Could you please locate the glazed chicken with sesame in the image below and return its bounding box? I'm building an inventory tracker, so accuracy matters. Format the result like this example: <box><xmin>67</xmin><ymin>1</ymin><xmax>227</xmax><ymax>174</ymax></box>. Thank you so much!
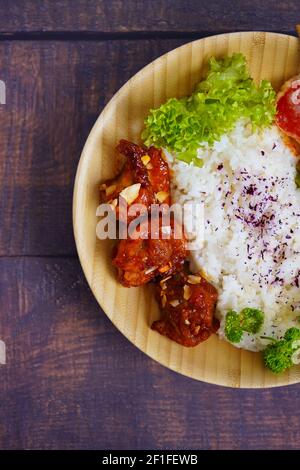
<box><xmin>100</xmin><ymin>139</ymin><xmax>219</xmax><ymax>345</ymax></box>
<box><xmin>113</xmin><ymin>217</ymin><xmax>187</xmax><ymax>287</ymax></box>
<box><xmin>152</xmin><ymin>268</ymin><xmax>219</xmax><ymax>347</ymax></box>
<box><xmin>100</xmin><ymin>140</ymin><xmax>170</xmax><ymax>223</ymax></box>
<box><xmin>101</xmin><ymin>140</ymin><xmax>187</xmax><ymax>287</ymax></box>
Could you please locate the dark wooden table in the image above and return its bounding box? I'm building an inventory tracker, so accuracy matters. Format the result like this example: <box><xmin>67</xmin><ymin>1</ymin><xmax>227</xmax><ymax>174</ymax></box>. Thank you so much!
<box><xmin>1</xmin><ymin>0</ymin><xmax>300</xmax><ymax>450</ymax></box>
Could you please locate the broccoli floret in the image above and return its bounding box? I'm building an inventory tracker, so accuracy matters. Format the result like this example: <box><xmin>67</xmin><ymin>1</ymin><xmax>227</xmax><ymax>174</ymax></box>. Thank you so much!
<box><xmin>240</xmin><ymin>308</ymin><xmax>264</xmax><ymax>334</ymax></box>
<box><xmin>225</xmin><ymin>310</ymin><xmax>243</xmax><ymax>343</ymax></box>
<box><xmin>283</xmin><ymin>327</ymin><xmax>300</xmax><ymax>342</ymax></box>
<box><xmin>264</xmin><ymin>340</ymin><xmax>294</xmax><ymax>373</ymax></box>
<box><xmin>225</xmin><ymin>307</ymin><xmax>264</xmax><ymax>343</ymax></box>
<box><xmin>263</xmin><ymin>327</ymin><xmax>300</xmax><ymax>374</ymax></box>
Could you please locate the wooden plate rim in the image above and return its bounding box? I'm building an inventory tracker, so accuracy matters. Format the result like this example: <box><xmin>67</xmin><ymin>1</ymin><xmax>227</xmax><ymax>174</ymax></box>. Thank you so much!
<box><xmin>73</xmin><ymin>31</ymin><xmax>300</xmax><ymax>388</ymax></box>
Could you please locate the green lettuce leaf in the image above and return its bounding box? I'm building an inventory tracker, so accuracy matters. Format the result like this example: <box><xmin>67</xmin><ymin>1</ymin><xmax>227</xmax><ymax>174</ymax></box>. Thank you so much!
<box><xmin>142</xmin><ymin>53</ymin><xmax>276</xmax><ymax>164</ymax></box>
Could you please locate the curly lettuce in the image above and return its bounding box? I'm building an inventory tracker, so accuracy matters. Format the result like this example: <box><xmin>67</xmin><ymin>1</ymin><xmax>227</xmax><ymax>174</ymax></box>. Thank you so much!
<box><xmin>142</xmin><ymin>53</ymin><xmax>276</xmax><ymax>165</ymax></box>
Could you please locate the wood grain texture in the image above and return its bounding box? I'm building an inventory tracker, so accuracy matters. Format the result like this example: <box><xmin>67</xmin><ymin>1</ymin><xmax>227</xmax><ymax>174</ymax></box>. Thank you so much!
<box><xmin>74</xmin><ymin>32</ymin><xmax>300</xmax><ymax>388</ymax></box>
<box><xmin>2</xmin><ymin>0</ymin><xmax>300</xmax><ymax>450</ymax></box>
<box><xmin>1</xmin><ymin>257</ymin><xmax>300</xmax><ymax>450</ymax></box>
<box><xmin>0</xmin><ymin>0</ymin><xmax>299</xmax><ymax>35</ymax></box>
<box><xmin>0</xmin><ymin>38</ymin><xmax>184</xmax><ymax>256</ymax></box>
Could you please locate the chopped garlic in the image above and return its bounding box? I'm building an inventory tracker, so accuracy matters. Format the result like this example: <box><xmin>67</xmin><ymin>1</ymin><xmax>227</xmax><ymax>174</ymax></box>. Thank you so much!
<box><xmin>145</xmin><ymin>266</ymin><xmax>157</xmax><ymax>275</ymax></box>
<box><xmin>155</xmin><ymin>191</ymin><xmax>169</xmax><ymax>203</ymax></box>
<box><xmin>119</xmin><ymin>183</ymin><xmax>141</xmax><ymax>205</ymax></box>
<box><xmin>183</xmin><ymin>284</ymin><xmax>192</xmax><ymax>300</ymax></box>
<box><xmin>160</xmin><ymin>275</ymin><xmax>172</xmax><ymax>284</ymax></box>
<box><xmin>187</xmin><ymin>274</ymin><xmax>201</xmax><ymax>284</ymax></box>
<box><xmin>105</xmin><ymin>184</ymin><xmax>117</xmax><ymax>196</ymax></box>
<box><xmin>159</xmin><ymin>264</ymin><xmax>170</xmax><ymax>273</ymax></box>
<box><xmin>141</xmin><ymin>154</ymin><xmax>151</xmax><ymax>165</ymax></box>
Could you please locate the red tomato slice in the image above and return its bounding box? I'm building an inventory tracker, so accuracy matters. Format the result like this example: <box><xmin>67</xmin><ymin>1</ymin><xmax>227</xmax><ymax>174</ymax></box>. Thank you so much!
<box><xmin>276</xmin><ymin>76</ymin><xmax>300</xmax><ymax>142</ymax></box>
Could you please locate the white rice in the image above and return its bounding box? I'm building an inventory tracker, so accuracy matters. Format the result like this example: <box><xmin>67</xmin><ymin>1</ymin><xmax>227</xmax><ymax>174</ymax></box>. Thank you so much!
<box><xmin>166</xmin><ymin>120</ymin><xmax>300</xmax><ymax>351</ymax></box>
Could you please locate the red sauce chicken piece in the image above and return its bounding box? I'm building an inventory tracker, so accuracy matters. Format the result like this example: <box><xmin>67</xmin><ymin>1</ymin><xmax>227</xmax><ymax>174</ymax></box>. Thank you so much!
<box><xmin>113</xmin><ymin>218</ymin><xmax>187</xmax><ymax>287</ymax></box>
<box><xmin>152</xmin><ymin>269</ymin><xmax>219</xmax><ymax>347</ymax></box>
<box><xmin>100</xmin><ymin>140</ymin><xmax>170</xmax><ymax>223</ymax></box>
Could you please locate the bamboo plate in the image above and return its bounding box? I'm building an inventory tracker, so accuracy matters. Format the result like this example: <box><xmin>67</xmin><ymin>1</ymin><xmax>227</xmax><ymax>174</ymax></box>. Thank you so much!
<box><xmin>73</xmin><ymin>32</ymin><xmax>300</xmax><ymax>388</ymax></box>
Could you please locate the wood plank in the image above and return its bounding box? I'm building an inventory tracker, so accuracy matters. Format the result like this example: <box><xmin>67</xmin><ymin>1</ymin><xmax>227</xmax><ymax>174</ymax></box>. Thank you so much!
<box><xmin>1</xmin><ymin>256</ymin><xmax>300</xmax><ymax>449</ymax></box>
<box><xmin>0</xmin><ymin>38</ymin><xmax>185</xmax><ymax>256</ymax></box>
<box><xmin>0</xmin><ymin>0</ymin><xmax>298</xmax><ymax>35</ymax></box>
